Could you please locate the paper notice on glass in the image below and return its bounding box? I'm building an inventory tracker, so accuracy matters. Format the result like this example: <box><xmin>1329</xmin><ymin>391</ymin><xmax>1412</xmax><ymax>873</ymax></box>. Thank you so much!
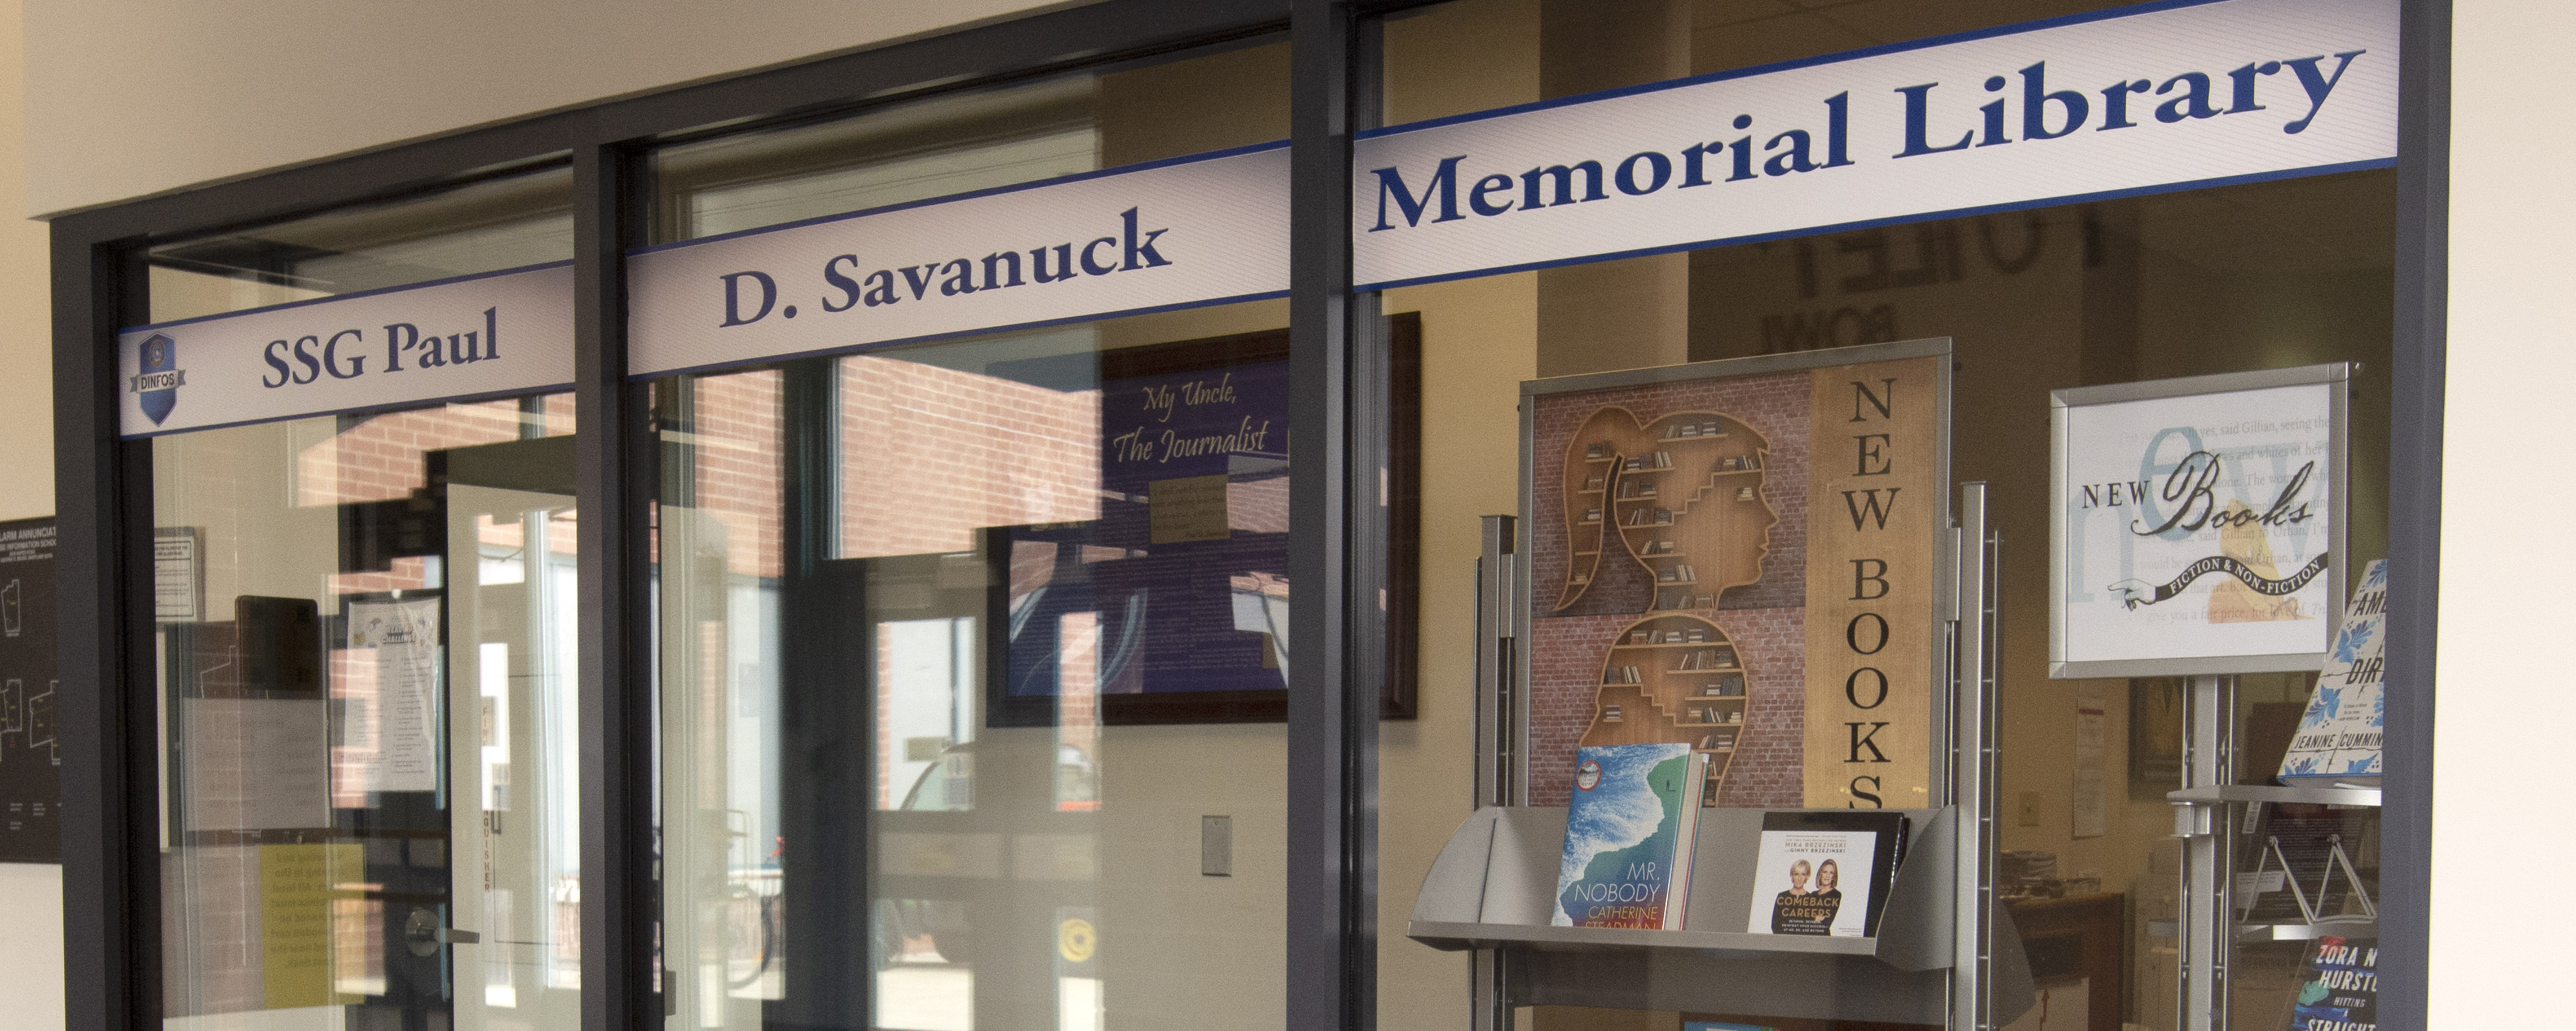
<box><xmin>182</xmin><ymin>698</ymin><xmax>330</xmax><ymax>830</ymax></box>
<box><xmin>349</xmin><ymin>597</ymin><xmax>440</xmax><ymax>792</ymax></box>
<box><xmin>2072</xmin><ymin>684</ymin><xmax>2109</xmax><ymax>839</ymax></box>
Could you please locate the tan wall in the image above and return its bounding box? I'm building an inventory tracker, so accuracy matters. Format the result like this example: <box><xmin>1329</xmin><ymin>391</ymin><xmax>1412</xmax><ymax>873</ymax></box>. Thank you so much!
<box><xmin>19</xmin><ymin>0</ymin><xmax>1084</xmax><ymax>217</ymax></box>
<box><xmin>0</xmin><ymin>1</ymin><xmax>64</xmax><ymax>1026</ymax></box>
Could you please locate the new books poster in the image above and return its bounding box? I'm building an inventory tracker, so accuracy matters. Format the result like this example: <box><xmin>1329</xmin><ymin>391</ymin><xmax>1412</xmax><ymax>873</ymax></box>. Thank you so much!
<box><xmin>1523</xmin><ymin>341</ymin><xmax>1948</xmax><ymax>810</ymax></box>
<box><xmin>2054</xmin><ymin>367</ymin><xmax>2346</xmax><ymax>676</ymax></box>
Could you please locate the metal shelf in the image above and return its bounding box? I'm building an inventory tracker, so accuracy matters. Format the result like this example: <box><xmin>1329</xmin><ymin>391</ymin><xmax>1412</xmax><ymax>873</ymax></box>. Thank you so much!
<box><xmin>2166</xmin><ymin>783</ymin><xmax>2381</xmax><ymax>807</ymax></box>
<box><xmin>1406</xmin><ymin>920</ymin><xmax>1884</xmax><ymax>957</ymax></box>
<box><xmin>1403</xmin><ymin>805</ymin><xmax>2018</xmax><ymax>1026</ymax></box>
<box><xmin>2148</xmin><ymin>917</ymin><xmax>2376</xmax><ymax>942</ymax></box>
<box><xmin>2242</xmin><ymin>917</ymin><xmax>2376</xmax><ymax>942</ymax></box>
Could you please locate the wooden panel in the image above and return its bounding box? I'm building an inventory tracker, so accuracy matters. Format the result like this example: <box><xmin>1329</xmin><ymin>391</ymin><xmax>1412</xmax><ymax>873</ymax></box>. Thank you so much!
<box><xmin>1802</xmin><ymin>356</ymin><xmax>1942</xmax><ymax>809</ymax></box>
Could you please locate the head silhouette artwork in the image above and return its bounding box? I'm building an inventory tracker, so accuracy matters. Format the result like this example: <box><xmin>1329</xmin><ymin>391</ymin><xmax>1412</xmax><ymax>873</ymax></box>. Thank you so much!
<box><xmin>1556</xmin><ymin>406</ymin><xmax>1778</xmax><ymax>614</ymax></box>
<box><xmin>1563</xmin><ymin>404</ymin><xmax>1779</xmax><ymax>808</ymax></box>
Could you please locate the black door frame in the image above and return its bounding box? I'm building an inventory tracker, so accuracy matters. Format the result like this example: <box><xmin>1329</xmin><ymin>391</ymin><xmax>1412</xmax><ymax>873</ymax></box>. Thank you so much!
<box><xmin>47</xmin><ymin>1</ymin><xmax>2446</xmax><ymax>1029</ymax></box>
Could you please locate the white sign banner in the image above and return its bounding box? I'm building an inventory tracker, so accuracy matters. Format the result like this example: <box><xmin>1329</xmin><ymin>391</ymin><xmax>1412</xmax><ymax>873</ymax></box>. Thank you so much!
<box><xmin>2054</xmin><ymin>376</ymin><xmax>2341</xmax><ymax>673</ymax></box>
<box><xmin>118</xmin><ymin>263</ymin><xmax>574</xmax><ymax>438</ymax></box>
<box><xmin>1351</xmin><ymin>0</ymin><xmax>2396</xmax><ymax>289</ymax></box>
<box><xmin>628</xmin><ymin>143</ymin><xmax>1290</xmax><ymax>377</ymax></box>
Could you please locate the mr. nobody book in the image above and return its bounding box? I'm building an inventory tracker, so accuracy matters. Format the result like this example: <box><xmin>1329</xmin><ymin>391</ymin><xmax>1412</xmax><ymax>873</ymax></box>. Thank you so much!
<box><xmin>1553</xmin><ymin>743</ymin><xmax>1710</xmax><ymax>929</ymax></box>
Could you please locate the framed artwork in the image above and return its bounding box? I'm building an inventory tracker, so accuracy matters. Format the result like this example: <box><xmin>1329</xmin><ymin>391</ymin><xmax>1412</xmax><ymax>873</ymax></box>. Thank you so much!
<box><xmin>1519</xmin><ymin>338</ymin><xmax>1952</xmax><ymax>810</ymax></box>
<box><xmin>985</xmin><ymin>314</ymin><xmax>1422</xmax><ymax>726</ymax></box>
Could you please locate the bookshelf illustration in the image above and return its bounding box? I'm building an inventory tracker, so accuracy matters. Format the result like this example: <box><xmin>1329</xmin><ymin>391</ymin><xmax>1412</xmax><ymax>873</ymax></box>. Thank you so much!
<box><xmin>1583</xmin><ymin>613</ymin><xmax>1754</xmax><ymax>806</ymax></box>
<box><xmin>1556</xmin><ymin>408</ymin><xmax>1775</xmax><ymax>613</ymax></box>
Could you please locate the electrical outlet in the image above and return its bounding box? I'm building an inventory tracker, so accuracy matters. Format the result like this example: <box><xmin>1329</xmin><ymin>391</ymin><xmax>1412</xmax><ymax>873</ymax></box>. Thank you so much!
<box><xmin>2017</xmin><ymin>790</ymin><xmax>2044</xmax><ymax>827</ymax></box>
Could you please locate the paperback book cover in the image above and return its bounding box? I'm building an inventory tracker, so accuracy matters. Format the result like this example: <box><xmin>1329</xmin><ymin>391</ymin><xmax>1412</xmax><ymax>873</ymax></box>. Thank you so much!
<box><xmin>1744</xmin><ymin>810</ymin><xmax>1908</xmax><ymax>937</ymax></box>
<box><xmin>2280</xmin><ymin>559</ymin><xmax>2387</xmax><ymax>785</ymax></box>
<box><xmin>2286</xmin><ymin>931</ymin><xmax>2377</xmax><ymax>1031</ymax></box>
<box><xmin>1553</xmin><ymin>743</ymin><xmax>1709</xmax><ymax>929</ymax></box>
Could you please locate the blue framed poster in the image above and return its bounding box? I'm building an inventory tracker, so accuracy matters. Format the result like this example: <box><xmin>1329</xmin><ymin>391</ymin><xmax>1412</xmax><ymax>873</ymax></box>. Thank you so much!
<box><xmin>985</xmin><ymin>318</ymin><xmax>1420</xmax><ymax>725</ymax></box>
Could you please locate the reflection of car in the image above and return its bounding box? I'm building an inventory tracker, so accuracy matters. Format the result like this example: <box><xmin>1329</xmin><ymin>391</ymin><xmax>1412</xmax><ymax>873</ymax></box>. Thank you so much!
<box><xmin>899</xmin><ymin>741</ymin><xmax>1099</xmax><ymax>812</ymax></box>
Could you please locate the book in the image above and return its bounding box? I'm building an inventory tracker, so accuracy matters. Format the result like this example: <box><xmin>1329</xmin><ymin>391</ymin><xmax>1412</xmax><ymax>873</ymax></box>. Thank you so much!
<box><xmin>1553</xmin><ymin>743</ymin><xmax>1710</xmax><ymax>929</ymax></box>
<box><xmin>2280</xmin><ymin>560</ymin><xmax>2388</xmax><ymax>785</ymax></box>
<box><xmin>1744</xmin><ymin>810</ymin><xmax>1909</xmax><ymax>937</ymax></box>
<box><xmin>2286</xmin><ymin>929</ymin><xmax>2377</xmax><ymax>1031</ymax></box>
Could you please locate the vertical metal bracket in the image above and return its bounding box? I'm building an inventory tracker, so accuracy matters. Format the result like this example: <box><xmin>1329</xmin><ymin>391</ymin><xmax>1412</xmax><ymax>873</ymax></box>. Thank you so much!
<box><xmin>1950</xmin><ymin>483</ymin><xmax>1997</xmax><ymax>1031</ymax></box>
<box><xmin>1474</xmin><ymin>514</ymin><xmax>1519</xmax><ymax>810</ymax></box>
<box><xmin>1471</xmin><ymin>514</ymin><xmax>1518</xmax><ymax>1031</ymax></box>
<box><xmin>2176</xmin><ymin>673</ymin><xmax>2237</xmax><ymax>1031</ymax></box>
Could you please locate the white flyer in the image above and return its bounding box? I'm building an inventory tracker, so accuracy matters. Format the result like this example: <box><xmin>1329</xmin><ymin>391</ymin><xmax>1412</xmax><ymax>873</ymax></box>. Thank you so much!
<box><xmin>349</xmin><ymin>597</ymin><xmax>442</xmax><ymax>792</ymax></box>
<box><xmin>181</xmin><ymin>697</ymin><xmax>330</xmax><ymax>831</ymax></box>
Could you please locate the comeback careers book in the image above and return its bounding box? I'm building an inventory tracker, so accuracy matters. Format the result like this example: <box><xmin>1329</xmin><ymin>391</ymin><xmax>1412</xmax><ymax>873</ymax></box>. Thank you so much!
<box><xmin>1746</xmin><ymin>810</ymin><xmax>1907</xmax><ymax>937</ymax></box>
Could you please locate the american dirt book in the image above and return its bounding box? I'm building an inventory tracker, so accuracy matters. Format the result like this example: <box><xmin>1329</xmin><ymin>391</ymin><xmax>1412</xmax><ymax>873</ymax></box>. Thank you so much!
<box><xmin>1553</xmin><ymin>743</ymin><xmax>1710</xmax><ymax>929</ymax></box>
<box><xmin>2286</xmin><ymin>931</ymin><xmax>2378</xmax><ymax>1031</ymax></box>
<box><xmin>2280</xmin><ymin>559</ymin><xmax>2387</xmax><ymax>785</ymax></box>
<box><xmin>1745</xmin><ymin>810</ymin><xmax>1908</xmax><ymax>937</ymax></box>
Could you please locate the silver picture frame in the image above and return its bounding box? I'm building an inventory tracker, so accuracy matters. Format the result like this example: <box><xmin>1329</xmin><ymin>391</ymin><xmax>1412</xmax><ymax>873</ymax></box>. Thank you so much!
<box><xmin>2048</xmin><ymin>363</ymin><xmax>2350</xmax><ymax>679</ymax></box>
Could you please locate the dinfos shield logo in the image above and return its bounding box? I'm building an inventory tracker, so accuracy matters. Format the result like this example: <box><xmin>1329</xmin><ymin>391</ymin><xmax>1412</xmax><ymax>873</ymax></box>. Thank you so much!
<box><xmin>131</xmin><ymin>333</ymin><xmax>184</xmax><ymax>426</ymax></box>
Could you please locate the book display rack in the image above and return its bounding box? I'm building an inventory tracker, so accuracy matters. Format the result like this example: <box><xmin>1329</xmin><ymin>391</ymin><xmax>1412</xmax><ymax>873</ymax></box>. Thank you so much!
<box><xmin>1407</xmin><ymin>806</ymin><xmax>2036</xmax><ymax>1025</ymax></box>
<box><xmin>2049</xmin><ymin>366</ymin><xmax>2370</xmax><ymax>1031</ymax></box>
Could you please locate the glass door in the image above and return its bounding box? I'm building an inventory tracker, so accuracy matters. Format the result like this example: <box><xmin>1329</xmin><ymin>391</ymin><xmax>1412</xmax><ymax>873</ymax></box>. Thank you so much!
<box><xmin>155</xmin><ymin>398</ymin><xmax>582</xmax><ymax>1031</ymax></box>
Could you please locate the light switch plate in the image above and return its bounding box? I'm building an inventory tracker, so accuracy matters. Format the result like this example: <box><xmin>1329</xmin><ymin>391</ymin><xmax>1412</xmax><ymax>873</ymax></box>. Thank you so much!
<box><xmin>2017</xmin><ymin>790</ymin><xmax>2043</xmax><ymax>827</ymax></box>
<box><xmin>1201</xmin><ymin>815</ymin><xmax>1232</xmax><ymax>876</ymax></box>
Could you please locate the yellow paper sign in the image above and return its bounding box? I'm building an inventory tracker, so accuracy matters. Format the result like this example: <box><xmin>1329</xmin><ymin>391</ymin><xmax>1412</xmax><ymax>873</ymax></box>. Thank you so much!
<box><xmin>260</xmin><ymin>842</ymin><xmax>363</xmax><ymax>1010</ymax></box>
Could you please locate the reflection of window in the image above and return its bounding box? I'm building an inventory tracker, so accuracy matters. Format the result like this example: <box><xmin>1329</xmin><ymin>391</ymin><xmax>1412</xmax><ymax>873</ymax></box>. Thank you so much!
<box><xmin>879</xmin><ymin>618</ymin><xmax>978</xmax><ymax>812</ymax></box>
<box><xmin>839</xmin><ymin>356</ymin><xmax>1100</xmax><ymax>561</ymax></box>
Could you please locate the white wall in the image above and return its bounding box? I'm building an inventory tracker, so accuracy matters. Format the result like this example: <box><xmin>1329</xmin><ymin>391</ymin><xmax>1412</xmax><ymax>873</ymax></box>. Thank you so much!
<box><xmin>2432</xmin><ymin>2</ymin><xmax>2576</xmax><ymax>1026</ymax></box>
<box><xmin>20</xmin><ymin>0</ymin><xmax>1081</xmax><ymax>217</ymax></box>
